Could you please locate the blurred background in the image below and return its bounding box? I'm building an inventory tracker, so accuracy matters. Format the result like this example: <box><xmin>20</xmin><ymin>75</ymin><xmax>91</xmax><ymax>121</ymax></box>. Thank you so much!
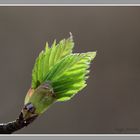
<box><xmin>0</xmin><ymin>7</ymin><xmax>140</xmax><ymax>134</ymax></box>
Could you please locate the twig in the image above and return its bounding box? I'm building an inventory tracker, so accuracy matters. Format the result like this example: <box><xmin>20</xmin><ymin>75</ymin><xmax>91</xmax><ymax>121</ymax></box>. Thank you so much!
<box><xmin>0</xmin><ymin>103</ymin><xmax>38</xmax><ymax>134</ymax></box>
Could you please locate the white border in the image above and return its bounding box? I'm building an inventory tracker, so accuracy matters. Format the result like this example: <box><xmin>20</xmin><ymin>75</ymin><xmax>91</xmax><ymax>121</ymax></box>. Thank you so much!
<box><xmin>1</xmin><ymin>134</ymin><xmax>140</xmax><ymax>136</ymax></box>
<box><xmin>0</xmin><ymin>4</ymin><xmax>139</xmax><ymax>6</ymax></box>
<box><xmin>0</xmin><ymin>4</ymin><xmax>139</xmax><ymax>136</ymax></box>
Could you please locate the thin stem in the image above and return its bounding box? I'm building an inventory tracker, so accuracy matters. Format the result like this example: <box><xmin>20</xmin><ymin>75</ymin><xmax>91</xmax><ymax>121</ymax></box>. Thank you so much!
<box><xmin>0</xmin><ymin>103</ymin><xmax>38</xmax><ymax>134</ymax></box>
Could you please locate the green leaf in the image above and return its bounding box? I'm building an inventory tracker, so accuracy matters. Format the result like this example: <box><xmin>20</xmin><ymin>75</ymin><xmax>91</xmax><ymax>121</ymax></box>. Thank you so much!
<box><xmin>25</xmin><ymin>35</ymin><xmax>96</xmax><ymax>115</ymax></box>
<box><xmin>31</xmin><ymin>36</ymin><xmax>74</xmax><ymax>89</ymax></box>
<box><xmin>31</xmin><ymin>34</ymin><xmax>96</xmax><ymax>103</ymax></box>
<box><xmin>48</xmin><ymin>52</ymin><xmax>96</xmax><ymax>101</ymax></box>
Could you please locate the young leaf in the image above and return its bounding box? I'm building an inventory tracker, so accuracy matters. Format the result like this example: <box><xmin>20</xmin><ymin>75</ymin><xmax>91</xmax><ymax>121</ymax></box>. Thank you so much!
<box><xmin>50</xmin><ymin>52</ymin><xmax>96</xmax><ymax>101</ymax></box>
<box><xmin>28</xmin><ymin>34</ymin><xmax>96</xmax><ymax>111</ymax></box>
<box><xmin>27</xmin><ymin>52</ymin><xmax>96</xmax><ymax>110</ymax></box>
<box><xmin>31</xmin><ymin>35</ymin><xmax>74</xmax><ymax>89</ymax></box>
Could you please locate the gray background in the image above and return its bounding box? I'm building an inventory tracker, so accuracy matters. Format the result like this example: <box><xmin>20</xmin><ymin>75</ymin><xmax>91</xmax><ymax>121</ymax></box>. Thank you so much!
<box><xmin>0</xmin><ymin>7</ymin><xmax>140</xmax><ymax>134</ymax></box>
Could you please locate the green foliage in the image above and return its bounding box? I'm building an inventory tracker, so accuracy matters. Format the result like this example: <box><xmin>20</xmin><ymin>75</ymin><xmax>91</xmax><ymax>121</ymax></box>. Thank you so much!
<box><xmin>32</xmin><ymin>36</ymin><xmax>74</xmax><ymax>89</ymax></box>
<box><xmin>51</xmin><ymin>52</ymin><xmax>96</xmax><ymax>101</ymax></box>
<box><xmin>31</xmin><ymin>35</ymin><xmax>96</xmax><ymax>102</ymax></box>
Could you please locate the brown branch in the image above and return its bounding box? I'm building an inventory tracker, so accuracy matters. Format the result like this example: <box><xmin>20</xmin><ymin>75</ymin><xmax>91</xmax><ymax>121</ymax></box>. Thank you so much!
<box><xmin>0</xmin><ymin>103</ymin><xmax>38</xmax><ymax>134</ymax></box>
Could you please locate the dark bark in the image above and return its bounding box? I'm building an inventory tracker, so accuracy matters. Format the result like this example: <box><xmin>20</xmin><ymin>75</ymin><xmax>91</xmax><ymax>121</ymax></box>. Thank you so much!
<box><xmin>0</xmin><ymin>103</ymin><xmax>38</xmax><ymax>134</ymax></box>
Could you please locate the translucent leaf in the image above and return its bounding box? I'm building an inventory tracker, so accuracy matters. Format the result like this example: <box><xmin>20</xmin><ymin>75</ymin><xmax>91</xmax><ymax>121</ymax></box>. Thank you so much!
<box><xmin>31</xmin><ymin>36</ymin><xmax>74</xmax><ymax>89</ymax></box>
<box><xmin>48</xmin><ymin>52</ymin><xmax>96</xmax><ymax>102</ymax></box>
<box><xmin>31</xmin><ymin>34</ymin><xmax>96</xmax><ymax>103</ymax></box>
